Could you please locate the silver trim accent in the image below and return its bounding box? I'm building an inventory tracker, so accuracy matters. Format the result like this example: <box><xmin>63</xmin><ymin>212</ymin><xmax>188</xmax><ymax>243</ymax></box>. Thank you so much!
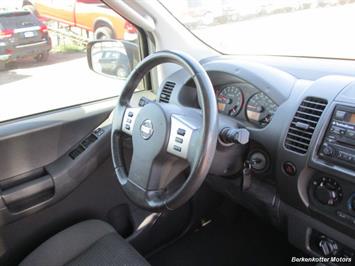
<box><xmin>16</xmin><ymin>41</ymin><xmax>47</xmax><ymax>48</ymax></box>
<box><xmin>122</xmin><ymin>107</ymin><xmax>141</xmax><ymax>135</ymax></box>
<box><xmin>167</xmin><ymin>115</ymin><xmax>195</xmax><ymax>159</ymax></box>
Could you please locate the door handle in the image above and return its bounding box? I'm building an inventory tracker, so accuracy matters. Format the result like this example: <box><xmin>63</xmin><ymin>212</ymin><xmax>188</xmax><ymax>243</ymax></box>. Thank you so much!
<box><xmin>1</xmin><ymin>175</ymin><xmax>54</xmax><ymax>212</ymax></box>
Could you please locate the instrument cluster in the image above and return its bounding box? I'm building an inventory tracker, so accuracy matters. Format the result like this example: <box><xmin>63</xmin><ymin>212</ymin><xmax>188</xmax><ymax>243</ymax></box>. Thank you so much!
<box><xmin>215</xmin><ymin>83</ymin><xmax>278</xmax><ymax>128</ymax></box>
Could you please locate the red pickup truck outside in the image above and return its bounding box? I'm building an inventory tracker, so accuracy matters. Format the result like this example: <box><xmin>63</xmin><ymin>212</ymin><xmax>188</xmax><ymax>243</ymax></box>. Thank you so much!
<box><xmin>22</xmin><ymin>0</ymin><xmax>137</xmax><ymax>40</ymax></box>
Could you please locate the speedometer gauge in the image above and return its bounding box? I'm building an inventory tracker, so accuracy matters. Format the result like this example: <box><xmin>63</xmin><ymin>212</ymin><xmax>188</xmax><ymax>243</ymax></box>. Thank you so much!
<box><xmin>246</xmin><ymin>92</ymin><xmax>278</xmax><ymax>127</ymax></box>
<box><xmin>217</xmin><ymin>85</ymin><xmax>243</xmax><ymax>117</ymax></box>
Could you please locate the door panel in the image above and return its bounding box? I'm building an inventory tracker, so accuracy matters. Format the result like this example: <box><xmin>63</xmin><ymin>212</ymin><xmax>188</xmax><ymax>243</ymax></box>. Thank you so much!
<box><xmin>0</xmin><ymin>98</ymin><xmax>115</xmax><ymax>180</ymax></box>
<box><xmin>0</xmin><ymin>98</ymin><xmax>116</xmax><ymax>225</ymax></box>
<box><xmin>0</xmin><ymin>91</ymin><xmax>157</xmax><ymax>265</ymax></box>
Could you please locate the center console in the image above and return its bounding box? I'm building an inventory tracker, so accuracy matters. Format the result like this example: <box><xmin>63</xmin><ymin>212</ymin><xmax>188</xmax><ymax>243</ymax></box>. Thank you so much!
<box><xmin>309</xmin><ymin>105</ymin><xmax>355</xmax><ymax>231</ymax></box>
<box><xmin>305</xmin><ymin>104</ymin><xmax>355</xmax><ymax>261</ymax></box>
<box><xmin>318</xmin><ymin>105</ymin><xmax>355</xmax><ymax>170</ymax></box>
<box><xmin>309</xmin><ymin>173</ymin><xmax>355</xmax><ymax>228</ymax></box>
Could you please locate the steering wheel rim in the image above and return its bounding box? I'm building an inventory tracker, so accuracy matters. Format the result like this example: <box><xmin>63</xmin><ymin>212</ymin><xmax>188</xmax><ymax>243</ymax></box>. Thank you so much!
<box><xmin>111</xmin><ymin>50</ymin><xmax>218</xmax><ymax>211</ymax></box>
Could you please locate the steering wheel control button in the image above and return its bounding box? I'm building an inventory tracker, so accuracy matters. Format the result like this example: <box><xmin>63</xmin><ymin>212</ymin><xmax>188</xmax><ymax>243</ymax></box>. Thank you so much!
<box><xmin>173</xmin><ymin>145</ymin><xmax>182</xmax><ymax>152</ymax></box>
<box><xmin>122</xmin><ymin>108</ymin><xmax>141</xmax><ymax>135</ymax></box>
<box><xmin>283</xmin><ymin>161</ymin><xmax>297</xmax><ymax>176</ymax></box>
<box><xmin>167</xmin><ymin>115</ymin><xmax>195</xmax><ymax>159</ymax></box>
<box><xmin>140</xmin><ymin>119</ymin><xmax>154</xmax><ymax>140</ymax></box>
<box><xmin>177</xmin><ymin>128</ymin><xmax>186</xmax><ymax>136</ymax></box>
<box><xmin>175</xmin><ymin>137</ymin><xmax>183</xmax><ymax>143</ymax></box>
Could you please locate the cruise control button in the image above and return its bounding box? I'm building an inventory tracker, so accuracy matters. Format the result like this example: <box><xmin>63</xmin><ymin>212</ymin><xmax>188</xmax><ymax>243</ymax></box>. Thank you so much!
<box><xmin>175</xmin><ymin>137</ymin><xmax>183</xmax><ymax>143</ymax></box>
<box><xmin>125</xmin><ymin>124</ymin><xmax>130</xmax><ymax>130</ymax></box>
<box><xmin>177</xmin><ymin>128</ymin><xmax>186</xmax><ymax>136</ymax></box>
<box><xmin>173</xmin><ymin>145</ymin><xmax>182</xmax><ymax>152</ymax></box>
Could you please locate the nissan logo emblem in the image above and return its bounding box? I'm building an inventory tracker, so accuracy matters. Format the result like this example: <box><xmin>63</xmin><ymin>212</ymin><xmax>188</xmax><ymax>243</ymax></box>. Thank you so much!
<box><xmin>140</xmin><ymin>120</ymin><xmax>154</xmax><ymax>140</ymax></box>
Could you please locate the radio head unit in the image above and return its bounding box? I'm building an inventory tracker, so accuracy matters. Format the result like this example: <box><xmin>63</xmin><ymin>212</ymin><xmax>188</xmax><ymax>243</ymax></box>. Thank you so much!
<box><xmin>318</xmin><ymin>105</ymin><xmax>355</xmax><ymax>170</ymax></box>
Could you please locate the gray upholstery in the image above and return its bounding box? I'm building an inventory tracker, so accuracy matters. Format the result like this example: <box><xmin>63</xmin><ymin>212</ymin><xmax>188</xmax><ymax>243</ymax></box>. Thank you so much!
<box><xmin>20</xmin><ymin>220</ymin><xmax>150</xmax><ymax>266</ymax></box>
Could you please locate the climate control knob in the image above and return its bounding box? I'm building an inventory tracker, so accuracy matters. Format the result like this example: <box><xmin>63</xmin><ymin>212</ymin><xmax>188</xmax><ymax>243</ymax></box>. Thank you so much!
<box><xmin>348</xmin><ymin>194</ymin><xmax>355</xmax><ymax>212</ymax></box>
<box><xmin>314</xmin><ymin>184</ymin><xmax>337</xmax><ymax>205</ymax></box>
<box><xmin>318</xmin><ymin>237</ymin><xmax>339</xmax><ymax>256</ymax></box>
<box><xmin>321</xmin><ymin>145</ymin><xmax>335</xmax><ymax>157</ymax></box>
<box><xmin>312</xmin><ymin>177</ymin><xmax>343</xmax><ymax>206</ymax></box>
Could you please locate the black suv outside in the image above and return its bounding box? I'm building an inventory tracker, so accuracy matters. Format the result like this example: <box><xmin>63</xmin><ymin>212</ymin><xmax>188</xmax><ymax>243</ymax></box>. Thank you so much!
<box><xmin>0</xmin><ymin>10</ymin><xmax>51</xmax><ymax>70</ymax></box>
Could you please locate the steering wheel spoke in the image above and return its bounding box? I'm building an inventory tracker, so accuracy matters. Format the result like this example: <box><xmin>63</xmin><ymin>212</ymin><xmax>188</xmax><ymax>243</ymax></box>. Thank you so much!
<box><xmin>167</xmin><ymin>114</ymin><xmax>202</xmax><ymax>162</ymax></box>
<box><xmin>121</xmin><ymin>107</ymin><xmax>141</xmax><ymax>135</ymax></box>
<box><xmin>127</xmin><ymin>150</ymin><xmax>188</xmax><ymax>209</ymax></box>
<box><xmin>128</xmin><ymin>152</ymin><xmax>155</xmax><ymax>189</ymax></box>
<box><xmin>112</xmin><ymin>106</ymin><xmax>141</xmax><ymax>135</ymax></box>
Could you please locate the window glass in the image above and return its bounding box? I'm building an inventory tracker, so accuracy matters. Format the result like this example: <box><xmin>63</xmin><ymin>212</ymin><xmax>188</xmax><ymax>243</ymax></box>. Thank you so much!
<box><xmin>160</xmin><ymin>0</ymin><xmax>355</xmax><ymax>60</ymax></box>
<box><xmin>0</xmin><ymin>1</ymin><xmax>139</xmax><ymax>122</ymax></box>
<box><xmin>0</xmin><ymin>12</ymin><xmax>40</xmax><ymax>29</ymax></box>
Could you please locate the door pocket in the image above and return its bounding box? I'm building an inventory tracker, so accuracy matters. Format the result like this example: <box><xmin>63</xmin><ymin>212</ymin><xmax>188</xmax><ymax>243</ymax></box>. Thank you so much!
<box><xmin>1</xmin><ymin>171</ymin><xmax>54</xmax><ymax>213</ymax></box>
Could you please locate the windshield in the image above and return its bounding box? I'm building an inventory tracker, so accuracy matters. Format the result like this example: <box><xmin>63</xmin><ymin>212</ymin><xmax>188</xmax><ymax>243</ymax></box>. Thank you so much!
<box><xmin>159</xmin><ymin>0</ymin><xmax>355</xmax><ymax>59</ymax></box>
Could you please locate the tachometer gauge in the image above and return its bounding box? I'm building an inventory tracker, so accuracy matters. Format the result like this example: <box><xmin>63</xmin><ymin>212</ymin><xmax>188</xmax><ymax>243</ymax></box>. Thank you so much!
<box><xmin>246</xmin><ymin>92</ymin><xmax>278</xmax><ymax>127</ymax></box>
<box><xmin>217</xmin><ymin>85</ymin><xmax>243</xmax><ymax>117</ymax></box>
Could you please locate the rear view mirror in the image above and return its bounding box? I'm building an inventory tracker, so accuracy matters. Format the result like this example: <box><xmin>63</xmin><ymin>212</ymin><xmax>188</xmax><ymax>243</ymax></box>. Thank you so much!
<box><xmin>87</xmin><ymin>40</ymin><xmax>139</xmax><ymax>79</ymax></box>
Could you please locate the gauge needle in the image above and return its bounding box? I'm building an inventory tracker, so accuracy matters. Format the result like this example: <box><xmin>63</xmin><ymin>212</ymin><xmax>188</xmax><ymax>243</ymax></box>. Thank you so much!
<box><xmin>219</xmin><ymin>95</ymin><xmax>232</xmax><ymax>104</ymax></box>
<box><xmin>229</xmin><ymin>105</ymin><xmax>238</xmax><ymax>115</ymax></box>
<box><xmin>257</xmin><ymin>106</ymin><xmax>264</xmax><ymax>113</ymax></box>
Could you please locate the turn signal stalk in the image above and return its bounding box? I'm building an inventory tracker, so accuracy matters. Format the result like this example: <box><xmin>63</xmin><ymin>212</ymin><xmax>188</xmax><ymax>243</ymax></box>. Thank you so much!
<box><xmin>219</xmin><ymin>127</ymin><xmax>250</xmax><ymax>145</ymax></box>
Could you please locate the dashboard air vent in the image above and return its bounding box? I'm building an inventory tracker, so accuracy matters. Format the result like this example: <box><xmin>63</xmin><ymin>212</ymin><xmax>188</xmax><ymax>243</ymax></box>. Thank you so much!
<box><xmin>159</xmin><ymin>81</ymin><xmax>176</xmax><ymax>103</ymax></box>
<box><xmin>284</xmin><ymin>97</ymin><xmax>328</xmax><ymax>154</ymax></box>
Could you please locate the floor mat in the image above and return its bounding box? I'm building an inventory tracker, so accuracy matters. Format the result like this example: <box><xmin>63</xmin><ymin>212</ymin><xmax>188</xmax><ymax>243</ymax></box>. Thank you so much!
<box><xmin>149</xmin><ymin>208</ymin><xmax>300</xmax><ymax>266</ymax></box>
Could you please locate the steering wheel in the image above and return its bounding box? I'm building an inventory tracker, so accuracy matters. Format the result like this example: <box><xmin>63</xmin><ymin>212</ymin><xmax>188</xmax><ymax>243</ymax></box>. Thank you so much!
<box><xmin>111</xmin><ymin>50</ymin><xmax>218</xmax><ymax>211</ymax></box>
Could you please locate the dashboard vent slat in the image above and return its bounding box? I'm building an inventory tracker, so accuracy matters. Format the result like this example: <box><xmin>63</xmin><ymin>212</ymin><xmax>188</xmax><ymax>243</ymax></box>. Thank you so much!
<box><xmin>159</xmin><ymin>81</ymin><xmax>176</xmax><ymax>103</ymax></box>
<box><xmin>284</xmin><ymin>97</ymin><xmax>328</xmax><ymax>154</ymax></box>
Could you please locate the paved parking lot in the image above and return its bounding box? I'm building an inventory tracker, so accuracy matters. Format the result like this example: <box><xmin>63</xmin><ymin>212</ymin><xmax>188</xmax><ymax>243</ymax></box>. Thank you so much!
<box><xmin>195</xmin><ymin>3</ymin><xmax>355</xmax><ymax>59</ymax></box>
<box><xmin>0</xmin><ymin>52</ymin><xmax>123</xmax><ymax>122</ymax></box>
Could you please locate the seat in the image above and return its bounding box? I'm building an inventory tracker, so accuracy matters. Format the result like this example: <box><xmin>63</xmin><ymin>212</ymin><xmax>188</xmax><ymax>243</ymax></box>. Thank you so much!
<box><xmin>20</xmin><ymin>220</ymin><xmax>150</xmax><ymax>266</ymax></box>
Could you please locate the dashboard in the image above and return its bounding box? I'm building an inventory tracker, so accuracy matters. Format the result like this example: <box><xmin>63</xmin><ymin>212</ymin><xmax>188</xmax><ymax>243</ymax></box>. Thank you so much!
<box><xmin>178</xmin><ymin>69</ymin><xmax>284</xmax><ymax>131</ymax></box>
<box><xmin>214</xmin><ymin>83</ymin><xmax>278</xmax><ymax>128</ymax></box>
<box><xmin>158</xmin><ymin>55</ymin><xmax>355</xmax><ymax>261</ymax></box>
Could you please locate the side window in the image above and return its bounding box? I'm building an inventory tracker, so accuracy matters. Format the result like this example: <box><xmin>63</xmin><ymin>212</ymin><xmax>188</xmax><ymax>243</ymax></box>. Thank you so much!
<box><xmin>0</xmin><ymin>1</ymin><xmax>140</xmax><ymax>122</ymax></box>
